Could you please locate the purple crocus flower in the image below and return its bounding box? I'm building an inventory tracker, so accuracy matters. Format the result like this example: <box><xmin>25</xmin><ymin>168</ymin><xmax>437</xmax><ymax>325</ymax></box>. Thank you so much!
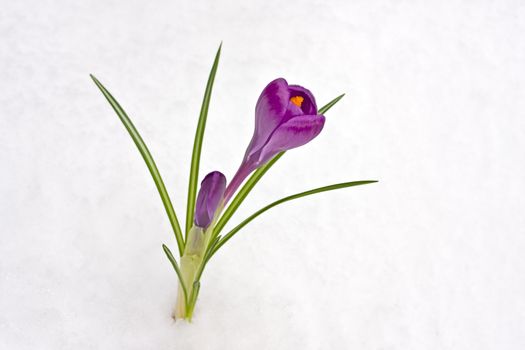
<box><xmin>224</xmin><ymin>78</ymin><xmax>326</xmax><ymax>202</ymax></box>
<box><xmin>194</xmin><ymin>171</ymin><xmax>227</xmax><ymax>229</ymax></box>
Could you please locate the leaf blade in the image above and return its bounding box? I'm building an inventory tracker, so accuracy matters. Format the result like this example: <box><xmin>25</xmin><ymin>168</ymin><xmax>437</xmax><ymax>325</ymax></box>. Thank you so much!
<box><xmin>211</xmin><ymin>180</ymin><xmax>377</xmax><ymax>256</ymax></box>
<box><xmin>186</xmin><ymin>43</ymin><xmax>222</xmax><ymax>238</ymax></box>
<box><xmin>91</xmin><ymin>75</ymin><xmax>185</xmax><ymax>256</ymax></box>
<box><xmin>318</xmin><ymin>93</ymin><xmax>345</xmax><ymax>114</ymax></box>
<box><xmin>162</xmin><ymin>244</ymin><xmax>188</xmax><ymax>307</ymax></box>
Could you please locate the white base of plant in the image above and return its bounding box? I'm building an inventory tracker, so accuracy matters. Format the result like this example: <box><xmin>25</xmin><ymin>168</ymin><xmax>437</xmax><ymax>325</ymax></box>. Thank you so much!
<box><xmin>172</xmin><ymin>227</ymin><xmax>209</xmax><ymax>321</ymax></box>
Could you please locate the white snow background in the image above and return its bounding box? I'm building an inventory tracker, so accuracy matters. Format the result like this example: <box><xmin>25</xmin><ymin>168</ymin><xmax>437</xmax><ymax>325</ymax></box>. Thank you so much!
<box><xmin>1</xmin><ymin>0</ymin><xmax>524</xmax><ymax>349</ymax></box>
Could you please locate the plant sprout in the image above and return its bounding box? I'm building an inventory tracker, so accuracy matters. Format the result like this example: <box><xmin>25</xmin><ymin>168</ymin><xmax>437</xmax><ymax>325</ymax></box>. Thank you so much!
<box><xmin>91</xmin><ymin>44</ymin><xmax>377</xmax><ymax>321</ymax></box>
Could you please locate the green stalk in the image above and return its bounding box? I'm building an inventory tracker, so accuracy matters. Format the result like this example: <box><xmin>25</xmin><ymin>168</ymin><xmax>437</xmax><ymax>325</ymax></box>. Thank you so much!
<box><xmin>173</xmin><ymin>226</ymin><xmax>212</xmax><ymax>319</ymax></box>
<box><xmin>213</xmin><ymin>153</ymin><xmax>283</xmax><ymax>238</ymax></box>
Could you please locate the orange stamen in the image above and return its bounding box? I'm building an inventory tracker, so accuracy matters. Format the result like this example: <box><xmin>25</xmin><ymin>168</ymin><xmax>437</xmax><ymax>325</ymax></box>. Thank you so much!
<box><xmin>290</xmin><ymin>96</ymin><xmax>304</xmax><ymax>107</ymax></box>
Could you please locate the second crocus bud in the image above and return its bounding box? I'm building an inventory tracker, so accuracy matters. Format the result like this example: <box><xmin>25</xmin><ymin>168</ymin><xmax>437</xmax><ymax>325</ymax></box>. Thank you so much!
<box><xmin>194</xmin><ymin>171</ymin><xmax>227</xmax><ymax>229</ymax></box>
<box><xmin>175</xmin><ymin>171</ymin><xmax>226</xmax><ymax>319</ymax></box>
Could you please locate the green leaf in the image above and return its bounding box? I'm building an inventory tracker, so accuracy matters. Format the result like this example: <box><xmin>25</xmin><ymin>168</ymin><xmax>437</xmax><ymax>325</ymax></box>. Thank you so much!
<box><xmin>212</xmin><ymin>94</ymin><xmax>345</xmax><ymax>238</ymax></box>
<box><xmin>91</xmin><ymin>75</ymin><xmax>185</xmax><ymax>256</ymax></box>
<box><xmin>186</xmin><ymin>43</ymin><xmax>222</xmax><ymax>238</ymax></box>
<box><xmin>210</xmin><ymin>180</ymin><xmax>377</xmax><ymax>257</ymax></box>
<box><xmin>187</xmin><ymin>281</ymin><xmax>201</xmax><ymax>320</ymax></box>
<box><xmin>318</xmin><ymin>93</ymin><xmax>345</xmax><ymax>114</ymax></box>
<box><xmin>162</xmin><ymin>244</ymin><xmax>188</xmax><ymax>307</ymax></box>
<box><xmin>204</xmin><ymin>234</ymin><xmax>221</xmax><ymax>264</ymax></box>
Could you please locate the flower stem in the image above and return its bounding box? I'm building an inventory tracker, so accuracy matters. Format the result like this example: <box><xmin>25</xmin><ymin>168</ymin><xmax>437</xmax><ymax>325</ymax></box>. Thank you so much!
<box><xmin>223</xmin><ymin>162</ymin><xmax>254</xmax><ymax>204</ymax></box>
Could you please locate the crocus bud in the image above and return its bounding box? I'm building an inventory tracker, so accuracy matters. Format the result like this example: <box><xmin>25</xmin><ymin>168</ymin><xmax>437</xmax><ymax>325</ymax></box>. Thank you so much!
<box><xmin>194</xmin><ymin>171</ymin><xmax>227</xmax><ymax>229</ymax></box>
<box><xmin>224</xmin><ymin>78</ymin><xmax>325</xmax><ymax>202</ymax></box>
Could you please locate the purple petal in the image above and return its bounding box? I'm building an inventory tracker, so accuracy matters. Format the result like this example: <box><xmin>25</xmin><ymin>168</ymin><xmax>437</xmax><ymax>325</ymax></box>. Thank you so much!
<box><xmin>194</xmin><ymin>171</ymin><xmax>226</xmax><ymax>229</ymax></box>
<box><xmin>282</xmin><ymin>99</ymin><xmax>305</xmax><ymax>120</ymax></box>
<box><xmin>257</xmin><ymin>114</ymin><xmax>326</xmax><ymax>164</ymax></box>
<box><xmin>246</xmin><ymin>78</ymin><xmax>290</xmax><ymax>158</ymax></box>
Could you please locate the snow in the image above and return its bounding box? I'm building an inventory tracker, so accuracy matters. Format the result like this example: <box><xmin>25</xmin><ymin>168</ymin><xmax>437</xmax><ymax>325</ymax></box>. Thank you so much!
<box><xmin>1</xmin><ymin>0</ymin><xmax>525</xmax><ymax>349</ymax></box>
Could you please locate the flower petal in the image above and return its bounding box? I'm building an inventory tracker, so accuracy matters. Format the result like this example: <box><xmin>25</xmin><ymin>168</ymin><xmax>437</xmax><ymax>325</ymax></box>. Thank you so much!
<box><xmin>194</xmin><ymin>171</ymin><xmax>227</xmax><ymax>229</ymax></box>
<box><xmin>283</xmin><ymin>99</ymin><xmax>305</xmax><ymax>120</ymax></box>
<box><xmin>257</xmin><ymin>114</ymin><xmax>326</xmax><ymax>164</ymax></box>
<box><xmin>246</xmin><ymin>78</ymin><xmax>290</xmax><ymax>158</ymax></box>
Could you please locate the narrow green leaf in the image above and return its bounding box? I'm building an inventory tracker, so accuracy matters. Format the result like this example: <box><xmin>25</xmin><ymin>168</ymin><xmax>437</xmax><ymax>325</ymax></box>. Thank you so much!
<box><xmin>210</xmin><ymin>180</ymin><xmax>377</xmax><ymax>257</ymax></box>
<box><xmin>187</xmin><ymin>281</ymin><xmax>201</xmax><ymax>320</ymax></box>
<box><xmin>162</xmin><ymin>244</ymin><xmax>188</xmax><ymax>307</ymax></box>
<box><xmin>318</xmin><ymin>93</ymin><xmax>345</xmax><ymax>114</ymax></box>
<box><xmin>186</xmin><ymin>44</ymin><xmax>222</xmax><ymax>238</ymax></box>
<box><xmin>212</xmin><ymin>94</ymin><xmax>345</xmax><ymax>238</ymax></box>
<box><xmin>91</xmin><ymin>75</ymin><xmax>185</xmax><ymax>256</ymax></box>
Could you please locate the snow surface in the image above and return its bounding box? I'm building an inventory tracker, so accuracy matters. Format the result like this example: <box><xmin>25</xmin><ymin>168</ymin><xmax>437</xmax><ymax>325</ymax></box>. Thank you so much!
<box><xmin>1</xmin><ymin>0</ymin><xmax>525</xmax><ymax>349</ymax></box>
